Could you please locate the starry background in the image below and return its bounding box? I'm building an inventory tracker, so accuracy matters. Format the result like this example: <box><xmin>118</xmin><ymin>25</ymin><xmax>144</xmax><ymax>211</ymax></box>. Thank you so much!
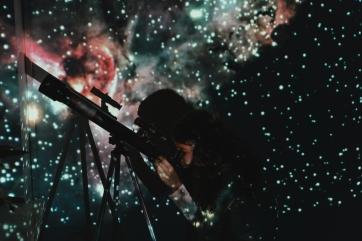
<box><xmin>0</xmin><ymin>0</ymin><xmax>361</xmax><ymax>241</ymax></box>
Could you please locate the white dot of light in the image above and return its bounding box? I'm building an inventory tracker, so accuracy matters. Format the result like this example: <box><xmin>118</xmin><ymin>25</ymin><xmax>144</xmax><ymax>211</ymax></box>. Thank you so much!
<box><xmin>95</xmin><ymin>183</ymin><xmax>104</xmax><ymax>196</ymax></box>
<box><xmin>70</xmin><ymin>80</ymin><xmax>85</xmax><ymax>93</ymax></box>
<box><xmin>190</xmin><ymin>9</ymin><xmax>203</xmax><ymax>19</ymax></box>
<box><xmin>26</xmin><ymin>103</ymin><xmax>43</xmax><ymax>124</ymax></box>
<box><xmin>50</xmin><ymin>101</ymin><xmax>67</xmax><ymax>114</ymax></box>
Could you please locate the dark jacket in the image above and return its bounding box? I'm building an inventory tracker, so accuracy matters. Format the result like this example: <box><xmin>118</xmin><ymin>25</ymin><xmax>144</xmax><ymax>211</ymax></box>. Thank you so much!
<box><xmin>130</xmin><ymin>109</ymin><xmax>277</xmax><ymax>240</ymax></box>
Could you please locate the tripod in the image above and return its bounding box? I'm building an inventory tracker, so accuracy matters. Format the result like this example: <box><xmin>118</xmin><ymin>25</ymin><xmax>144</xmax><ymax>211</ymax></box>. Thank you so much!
<box><xmin>24</xmin><ymin>56</ymin><xmax>159</xmax><ymax>241</ymax></box>
<box><xmin>94</xmin><ymin>138</ymin><xmax>157</xmax><ymax>241</ymax></box>
<box><xmin>38</xmin><ymin>115</ymin><xmax>158</xmax><ymax>241</ymax></box>
<box><xmin>38</xmin><ymin>115</ymin><xmax>118</xmax><ymax>241</ymax></box>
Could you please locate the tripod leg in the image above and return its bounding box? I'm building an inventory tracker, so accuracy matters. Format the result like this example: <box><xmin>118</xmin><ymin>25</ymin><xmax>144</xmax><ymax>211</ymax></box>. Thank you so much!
<box><xmin>113</xmin><ymin>158</ymin><xmax>121</xmax><ymax>241</ymax></box>
<box><xmin>124</xmin><ymin>155</ymin><xmax>157</xmax><ymax>241</ymax></box>
<box><xmin>94</xmin><ymin>150</ymin><xmax>118</xmax><ymax>241</ymax></box>
<box><xmin>114</xmin><ymin>159</ymin><xmax>120</xmax><ymax>206</ymax></box>
<box><xmin>79</xmin><ymin>121</ymin><xmax>92</xmax><ymax>241</ymax></box>
<box><xmin>38</xmin><ymin>123</ymin><xmax>75</xmax><ymax>241</ymax></box>
<box><xmin>84</xmin><ymin>122</ymin><xmax>117</xmax><ymax>214</ymax></box>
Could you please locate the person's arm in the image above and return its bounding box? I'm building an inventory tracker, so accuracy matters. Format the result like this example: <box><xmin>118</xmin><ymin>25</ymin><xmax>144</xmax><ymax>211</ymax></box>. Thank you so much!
<box><xmin>126</xmin><ymin>146</ymin><xmax>173</xmax><ymax>196</ymax></box>
<box><xmin>169</xmin><ymin>184</ymin><xmax>198</xmax><ymax>221</ymax></box>
<box><xmin>155</xmin><ymin>157</ymin><xmax>200</xmax><ymax>222</ymax></box>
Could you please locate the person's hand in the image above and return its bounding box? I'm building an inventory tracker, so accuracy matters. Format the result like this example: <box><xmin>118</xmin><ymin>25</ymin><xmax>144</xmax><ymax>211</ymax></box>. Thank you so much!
<box><xmin>176</xmin><ymin>142</ymin><xmax>195</xmax><ymax>167</ymax></box>
<box><xmin>155</xmin><ymin>156</ymin><xmax>182</xmax><ymax>191</ymax></box>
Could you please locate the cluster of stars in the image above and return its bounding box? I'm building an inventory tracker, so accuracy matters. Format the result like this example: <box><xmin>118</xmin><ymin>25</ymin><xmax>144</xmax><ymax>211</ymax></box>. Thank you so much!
<box><xmin>0</xmin><ymin>0</ymin><xmax>361</xmax><ymax>240</ymax></box>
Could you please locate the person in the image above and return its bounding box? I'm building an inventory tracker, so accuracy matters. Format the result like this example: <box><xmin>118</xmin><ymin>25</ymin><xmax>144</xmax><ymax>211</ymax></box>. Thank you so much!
<box><xmin>132</xmin><ymin>89</ymin><xmax>277</xmax><ymax>241</ymax></box>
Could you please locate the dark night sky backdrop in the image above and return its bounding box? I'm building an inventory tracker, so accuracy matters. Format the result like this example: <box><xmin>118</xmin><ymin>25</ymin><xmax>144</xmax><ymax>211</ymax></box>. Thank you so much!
<box><xmin>0</xmin><ymin>0</ymin><xmax>361</xmax><ymax>241</ymax></box>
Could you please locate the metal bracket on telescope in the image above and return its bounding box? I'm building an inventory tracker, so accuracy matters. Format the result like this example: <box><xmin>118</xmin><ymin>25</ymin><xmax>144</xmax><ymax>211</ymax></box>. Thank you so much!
<box><xmin>90</xmin><ymin>87</ymin><xmax>122</xmax><ymax>118</ymax></box>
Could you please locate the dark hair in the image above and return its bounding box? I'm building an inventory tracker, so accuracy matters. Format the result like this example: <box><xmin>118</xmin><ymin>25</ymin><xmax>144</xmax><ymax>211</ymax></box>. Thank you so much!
<box><xmin>174</xmin><ymin>109</ymin><xmax>261</xmax><ymax>185</ymax></box>
<box><xmin>137</xmin><ymin>89</ymin><xmax>194</xmax><ymax>136</ymax></box>
<box><xmin>138</xmin><ymin>89</ymin><xmax>260</xmax><ymax>185</ymax></box>
<box><xmin>174</xmin><ymin>110</ymin><xmax>232</xmax><ymax>165</ymax></box>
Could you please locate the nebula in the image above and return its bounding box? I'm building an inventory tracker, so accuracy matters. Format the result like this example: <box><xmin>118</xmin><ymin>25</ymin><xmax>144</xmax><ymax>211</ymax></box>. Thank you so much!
<box><xmin>1</xmin><ymin>1</ymin><xmax>302</xmax><ymax>118</ymax></box>
<box><xmin>22</xmin><ymin>37</ymin><xmax>65</xmax><ymax>78</ymax></box>
<box><xmin>62</xmin><ymin>36</ymin><xmax>119</xmax><ymax>97</ymax></box>
<box><xmin>1</xmin><ymin>0</ymin><xmax>304</xmax><ymax>195</ymax></box>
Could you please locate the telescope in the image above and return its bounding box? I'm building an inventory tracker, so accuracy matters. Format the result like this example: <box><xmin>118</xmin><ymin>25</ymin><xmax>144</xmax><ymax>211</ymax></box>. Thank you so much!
<box><xmin>24</xmin><ymin>57</ymin><xmax>183</xmax><ymax>170</ymax></box>
<box><xmin>24</xmin><ymin>56</ymin><xmax>185</xmax><ymax>241</ymax></box>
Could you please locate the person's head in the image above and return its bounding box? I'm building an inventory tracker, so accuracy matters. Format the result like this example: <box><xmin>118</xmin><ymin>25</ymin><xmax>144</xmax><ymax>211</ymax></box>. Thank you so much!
<box><xmin>173</xmin><ymin>110</ymin><xmax>230</xmax><ymax>167</ymax></box>
<box><xmin>137</xmin><ymin>88</ymin><xmax>194</xmax><ymax>137</ymax></box>
<box><xmin>137</xmin><ymin>89</ymin><xmax>222</xmax><ymax>167</ymax></box>
<box><xmin>137</xmin><ymin>89</ymin><xmax>196</xmax><ymax>167</ymax></box>
<box><xmin>138</xmin><ymin>88</ymin><xmax>260</xmax><ymax>184</ymax></box>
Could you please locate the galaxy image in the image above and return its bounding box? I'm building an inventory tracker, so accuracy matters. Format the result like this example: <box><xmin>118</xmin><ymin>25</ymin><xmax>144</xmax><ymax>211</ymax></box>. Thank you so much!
<box><xmin>0</xmin><ymin>0</ymin><xmax>361</xmax><ymax>240</ymax></box>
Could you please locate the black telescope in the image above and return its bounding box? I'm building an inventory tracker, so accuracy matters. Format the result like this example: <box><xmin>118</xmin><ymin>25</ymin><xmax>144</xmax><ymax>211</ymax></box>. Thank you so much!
<box><xmin>24</xmin><ymin>57</ymin><xmax>182</xmax><ymax>167</ymax></box>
